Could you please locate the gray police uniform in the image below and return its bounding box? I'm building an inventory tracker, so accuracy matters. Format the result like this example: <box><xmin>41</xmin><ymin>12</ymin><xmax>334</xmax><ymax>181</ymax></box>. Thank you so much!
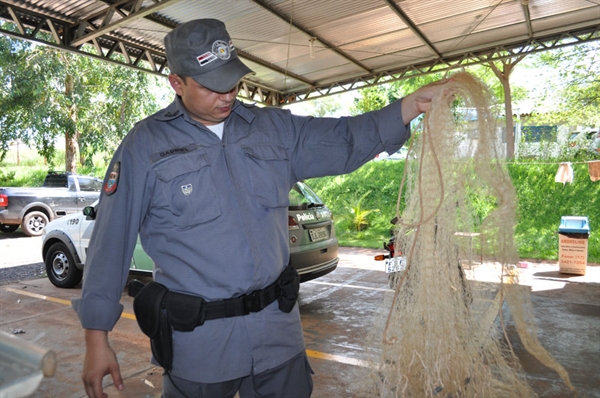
<box><xmin>72</xmin><ymin>96</ymin><xmax>409</xmax><ymax>384</ymax></box>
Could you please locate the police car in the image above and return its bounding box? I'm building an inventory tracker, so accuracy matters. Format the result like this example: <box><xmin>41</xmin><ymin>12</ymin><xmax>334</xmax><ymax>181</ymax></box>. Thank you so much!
<box><xmin>41</xmin><ymin>181</ymin><xmax>339</xmax><ymax>288</ymax></box>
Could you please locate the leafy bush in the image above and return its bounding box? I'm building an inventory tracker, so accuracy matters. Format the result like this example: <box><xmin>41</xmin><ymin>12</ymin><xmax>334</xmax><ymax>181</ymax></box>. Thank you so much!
<box><xmin>337</xmin><ymin>190</ymin><xmax>380</xmax><ymax>231</ymax></box>
<box><xmin>308</xmin><ymin>161</ymin><xmax>408</xmax><ymax>248</ymax></box>
<box><xmin>0</xmin><ymin>170</ymin><xmax>16</xmax><ymax>186</ymax></box>
<box><xmin>0</xmin><ymin>167</ymin><xmax>48</xmax><ymax>187</ymax></box>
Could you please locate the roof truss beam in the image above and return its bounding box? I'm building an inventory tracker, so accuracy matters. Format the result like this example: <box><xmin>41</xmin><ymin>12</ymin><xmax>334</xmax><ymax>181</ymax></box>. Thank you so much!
<box><xmin>0</xmin><ymin>1</ymin><xmax>315</xmax><ymax>92</ymax></box>
<box><xmin>521</xmin><ymin>0</ymin><xmax>534</xmax><ymax>38</ymax></box>
<box><xmin>69</xmin><ymin>0</ymin><xmax>183</xmax><ymax>47</ymax></box>
<box><xmin>280</xmin><ymin>27</ymin><xmax>600</xmax><ymax>105</ymax></box>
<box><xmin>0</xmin><ymin>1</ymin><xmax>170</xmax><ymax>73</ymax></box>
<box><xmin>383</xmin><ymin>0</ymin><xmax>442</xmax><ymax>58</ymax></box>
<box><xmin>0</xmin><ymin>1</ymin><xmax>598</xmax><ymax>106</ymax></box>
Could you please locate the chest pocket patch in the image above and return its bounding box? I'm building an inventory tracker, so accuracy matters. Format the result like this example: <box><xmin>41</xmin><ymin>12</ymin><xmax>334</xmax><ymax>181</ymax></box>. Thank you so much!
<box><xmin>153</xmin><ymin>151</ymin><xmax>221</xmax><ymax>228</ymax></box>
<box><xmin>242</xmin><ymin>144</ymin><xmax>290</xmax><ymax>208</ymax></box>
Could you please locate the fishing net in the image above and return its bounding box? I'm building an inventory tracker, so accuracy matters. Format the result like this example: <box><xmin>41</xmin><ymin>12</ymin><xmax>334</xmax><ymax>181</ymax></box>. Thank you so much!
<box><xmin>356</xmin><ymin>72</ymin><xmax>574</xmax><ymax>397</ymax></box>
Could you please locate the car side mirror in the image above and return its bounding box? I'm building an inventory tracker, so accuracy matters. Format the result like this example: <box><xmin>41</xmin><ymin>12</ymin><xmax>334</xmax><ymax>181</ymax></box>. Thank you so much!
<box><xmin>83</xmin><ymin>206</ymin><xmax>97</xmax><ymax>220</ymax></box>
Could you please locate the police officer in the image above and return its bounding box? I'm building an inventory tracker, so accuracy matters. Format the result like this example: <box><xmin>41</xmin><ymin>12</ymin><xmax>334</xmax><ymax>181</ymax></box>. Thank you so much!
<box><xmin>72</xmin><ymin>18</ymin><xmax>450</xmax><ymax>398</ymax></box>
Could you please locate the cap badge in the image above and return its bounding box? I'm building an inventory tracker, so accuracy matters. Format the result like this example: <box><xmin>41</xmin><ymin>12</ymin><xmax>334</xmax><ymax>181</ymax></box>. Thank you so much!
<box><xmin>196</xmin><ymin>40</ymin><xmax>235</xmax><ymax>68</ymax></box>
<box><xmin>212</xmin><ymin>40</ymin><xmax>233</xmax><ymax>60</ymax></box>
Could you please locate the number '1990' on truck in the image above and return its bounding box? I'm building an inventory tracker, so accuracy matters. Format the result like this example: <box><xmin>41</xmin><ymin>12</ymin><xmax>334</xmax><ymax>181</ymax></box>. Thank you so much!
<box><xmin>0</xmin><ymin>172</ymin><xmax>102</xmax><ymax>236</ymax></box>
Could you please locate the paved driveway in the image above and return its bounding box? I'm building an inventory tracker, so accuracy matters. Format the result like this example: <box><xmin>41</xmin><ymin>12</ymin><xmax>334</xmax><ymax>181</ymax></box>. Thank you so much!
<box><xmin>0</xmin><ymin>246</ymin><xmax>598</xmax><ymax>397</ymax></box>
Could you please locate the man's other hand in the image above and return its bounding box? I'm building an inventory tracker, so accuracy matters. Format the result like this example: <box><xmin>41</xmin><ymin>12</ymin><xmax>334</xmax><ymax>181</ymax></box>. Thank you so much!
<box><xmin>82</xmin><ymin>329</ymin><xmax>124</xmax><ymax>398</ymax></box>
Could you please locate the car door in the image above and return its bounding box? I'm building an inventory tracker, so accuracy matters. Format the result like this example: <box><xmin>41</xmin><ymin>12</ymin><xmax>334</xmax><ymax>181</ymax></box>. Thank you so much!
<box><xmin>78</xmin><ymin>205</ymin><xmax>96</xmax><ymax>265</ymax></box>
<box><xmin>75</xmin><ymin>177</ymin><xmax>102</xmax><ymax>210</ymax></box>
<box><xmin>46</xmin><ymin>186</ymin><xmax>80</xmax><ymax>219</ymax></box>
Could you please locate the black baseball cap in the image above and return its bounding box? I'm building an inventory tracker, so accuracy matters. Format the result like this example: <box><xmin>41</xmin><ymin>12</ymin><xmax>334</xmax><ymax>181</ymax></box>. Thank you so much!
<box><xmin>164</xmin><ymin>19</ymin><xmax>253</xmax><ymax>93</ymax></box>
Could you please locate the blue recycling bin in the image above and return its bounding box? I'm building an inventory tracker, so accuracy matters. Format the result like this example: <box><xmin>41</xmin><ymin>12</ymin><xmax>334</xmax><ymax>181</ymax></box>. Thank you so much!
<box><xmin>558</xmin><ymin>216</ymin><xmax>590</xmax><ymax>275</ymax></box>
<box><xmin>559</xmin><ymin>216</ymin><xmax>590</xmax><ymax>236</ymax></box>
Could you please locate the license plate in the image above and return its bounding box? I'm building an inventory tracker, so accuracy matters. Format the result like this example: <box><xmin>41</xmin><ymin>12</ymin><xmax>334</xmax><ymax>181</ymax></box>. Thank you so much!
<box><xmin>308</xmin><ymin>227</ymin><xmax>329</xmax><ymax>242</ymax></box>
<box><xmin>385</xmin><ymin>257</ymin><xmax>406</xmax><ymax>273</ymax></box>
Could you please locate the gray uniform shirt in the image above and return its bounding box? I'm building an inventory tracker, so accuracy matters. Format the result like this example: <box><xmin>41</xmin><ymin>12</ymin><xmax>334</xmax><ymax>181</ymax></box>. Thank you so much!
<box><xmin>72</xmin><ymin>97</ymin><xmax>409</xmax><ymax>383</ymax></box>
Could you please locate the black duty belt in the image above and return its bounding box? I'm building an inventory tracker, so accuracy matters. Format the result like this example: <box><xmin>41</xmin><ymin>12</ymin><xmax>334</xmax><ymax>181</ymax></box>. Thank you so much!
<box><xmin>129</xmin><ymin>265</ymin><xmax>300</xmax><ymax>372</ymax></box>
<box><xmin>129</xmin><ymin>264</ymin><xmax>299</xmax><ymax>331</ymax></box>
<box><xmin>203</xmin><ymin>281</ymin><xmax>281</xmax><ymax>320</ymax></box>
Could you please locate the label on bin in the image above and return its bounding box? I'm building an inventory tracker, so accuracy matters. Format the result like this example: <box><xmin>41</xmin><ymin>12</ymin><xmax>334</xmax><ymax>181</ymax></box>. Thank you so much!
<box><xmin>558</xmin><ymin>233</ymin><xmax>588</xmax><ymax>275</ymax></box>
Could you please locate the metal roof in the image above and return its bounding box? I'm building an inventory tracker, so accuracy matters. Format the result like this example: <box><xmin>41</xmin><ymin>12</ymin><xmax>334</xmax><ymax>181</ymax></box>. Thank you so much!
<box><xmin>1</xmin><ymin>0</ymin><xmax>599</xmax><ymax>106</ymax></box>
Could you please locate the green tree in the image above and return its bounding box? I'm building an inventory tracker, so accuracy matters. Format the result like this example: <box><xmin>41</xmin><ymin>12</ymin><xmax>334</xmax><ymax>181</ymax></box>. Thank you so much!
<box><xmin>487</xmin><ymin>55</ymin><xmax>527</xmax><ymax>159</ymax></box>
<box><xmin>349</xmin><ymin>84</ymin><xmax>390</xmax><ymax>115</ymax></box>
<box><xmin>350</xmin><ymin>73</ymin><xmax>445</xmax><ymax>116</ymax></box>
<box><xmin>528</xmin><ymin>42</ymin><xmax>600</xmax><ymax>127</ymax></box>
<box><xmin>307</xmin><ymin>96</ymin><xmax>342</xmax><ymax>117</ymax></box>
<box><xmin>0</xmin><ymin>25</ymin><xmax>170</xmax><ymax>170</ymax></box>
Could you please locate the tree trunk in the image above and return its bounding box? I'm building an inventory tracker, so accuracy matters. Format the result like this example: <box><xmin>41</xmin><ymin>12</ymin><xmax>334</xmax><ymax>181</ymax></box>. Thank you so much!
<box><xmin>64</xmin><ymin>73</ymin><xmax>78</xmax><ymax>173</ymax></box>
<box><xmin>78</xmin><ymin>136</ymin><xmax>87</xmax><ymax>167</ymax></box>
<box><xmin>488</xmin><ymin>55</ymin><xmax>525</xmax><ymax>159</ymax></box>
<box><xmin>65</xmin><ymin>131</ymin><xmax>78</xmax><ymax>173</ymax></box>
<box><xmin>501</xmin><ymin>75</ymin><xmax>515</xmax><ymax>159</ymax></box>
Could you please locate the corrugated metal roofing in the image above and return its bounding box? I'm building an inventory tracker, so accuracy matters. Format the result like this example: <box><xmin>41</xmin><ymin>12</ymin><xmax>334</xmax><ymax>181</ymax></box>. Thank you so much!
<box><xmin>1</xmin><ymin>0</ymin><xmax>598</xmax><ymax>105</ymax></box>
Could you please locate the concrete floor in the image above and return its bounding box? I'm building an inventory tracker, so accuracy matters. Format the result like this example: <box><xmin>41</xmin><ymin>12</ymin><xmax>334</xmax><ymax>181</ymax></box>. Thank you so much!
<box><xmin>0</xmin><ymin>247</ymin><xmax>598</xmax><ymax>398</ymax></box>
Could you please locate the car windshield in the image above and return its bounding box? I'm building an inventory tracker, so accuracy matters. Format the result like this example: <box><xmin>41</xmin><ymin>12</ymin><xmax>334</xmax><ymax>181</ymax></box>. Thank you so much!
<box><xmin>289</xmin><ymin>182</ymin><xmax>324</xmax><ymax>210</ymax></box>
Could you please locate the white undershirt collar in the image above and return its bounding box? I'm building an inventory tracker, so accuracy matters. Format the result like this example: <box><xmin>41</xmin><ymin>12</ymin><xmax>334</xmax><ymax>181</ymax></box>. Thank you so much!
<box><xmin>206</xmin><ymin>122</ymin><xmax>225</xmax><ymax>140</ymax></box>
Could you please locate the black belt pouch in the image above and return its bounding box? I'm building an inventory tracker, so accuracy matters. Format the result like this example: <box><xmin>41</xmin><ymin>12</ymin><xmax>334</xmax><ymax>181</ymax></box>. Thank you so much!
<box><xmin>277</xmin><ymin>266</ymin><xmax>300</xmax><ymax>313</ymax></box>
<box><xmin>164</xmin><ymin>291</ymin><xmax>206</xmax><ymax>331</ymax></box>
<box><xmin>132</xmin><ymin>281</ymin><xmax>173</xmax><ymax>372</ymax></box>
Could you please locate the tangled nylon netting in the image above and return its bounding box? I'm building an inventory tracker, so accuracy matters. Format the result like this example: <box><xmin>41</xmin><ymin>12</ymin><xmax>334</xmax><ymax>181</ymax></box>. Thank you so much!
<box><xmin>356</xmin><ymin>72</ymin><xmax>574</xmax><ymax>397</ymax></box>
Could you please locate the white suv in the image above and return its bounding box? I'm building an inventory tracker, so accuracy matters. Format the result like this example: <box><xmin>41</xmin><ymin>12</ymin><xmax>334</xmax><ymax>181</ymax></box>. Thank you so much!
<box><xmin>42</xmin><ymin>181</ymin><xmax>339</xmax><ymax>288</ymax></box>
<box><xmin>41</xmin><ymin>201</ymin><xmax>152</xmax><ymax>288</ymax></box>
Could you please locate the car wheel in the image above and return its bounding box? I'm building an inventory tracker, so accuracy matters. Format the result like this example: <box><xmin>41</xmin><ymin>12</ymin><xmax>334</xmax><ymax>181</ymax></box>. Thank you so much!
<box><xmin>45</xmin><ymin>242</ymin><xmax>83</xmax><ymax>288</ymax></box>
<box><xmin>0</xmin><ymin>223</ymin><xmax>19</xmax><ymax>233</ymax></box>
<box><xmin>21</xmin><ymin>211</ymin><xmax>49</xmax><ymax>237</ymax></box>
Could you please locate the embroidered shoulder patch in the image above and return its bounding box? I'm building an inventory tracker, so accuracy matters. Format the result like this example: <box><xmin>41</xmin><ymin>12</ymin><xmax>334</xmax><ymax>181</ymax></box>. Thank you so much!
<box><xmin>103</xmin><ymin>162</ymin><xmax>120</xmax><ymax>195</ymax></box>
